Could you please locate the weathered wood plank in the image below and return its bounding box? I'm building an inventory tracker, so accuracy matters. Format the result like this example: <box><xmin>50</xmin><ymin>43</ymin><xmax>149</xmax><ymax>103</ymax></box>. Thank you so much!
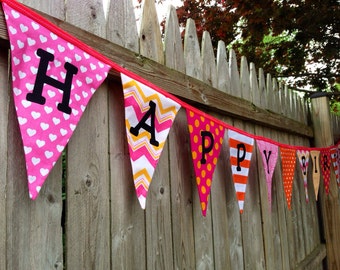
<box><xmin>229</xmin><ymin>49</ymin><xmax>241</xmax><ymax>97</ymax></box>
<box><xmin>168</xmin><ymin>109</ymin><xmax>196</xmax><ymax>270</ymax></box>
<box><xmin>294</xmin><ymin>244</ymin><xmax>327</xmax><ymax>270</ymax></box>
<box><xmin>164</xmin><ymin>7</ymin><xmax>195</xmax><ymax>270</ymax></box>
<box><xmin>65</xmin><ymin>1</ymin><xmax>110</xmax><ymax>269</ymax></box>
<box><xmin>0</xmin><ymin>47</ymin><xmax>9</xmax><ymax>270</ymax></box>
<box><xmin>184</xmin><ymin>19</ymin><xmax>202</xmax><ymax>80</ymax></box>
<box><xmin>139</xmin><ymin>0</ymin><xmax>164</xmax><ymax>64</ymax></box>
<box><xmin>66</xmin><ymin>85</ymin><xmax>111</xmax><ymax>270</ymax></box>
<box><xmin>210</xmin><ymin>120</ymin><xmax>232</xmax><ymax>269</ymax></box>
<box><xmin>109</xmin><ymin>80</ymin><xmax>146</xmax><ymax>270</ymax></box>
<box><xmin>164</xmin><ymin>5</ymin><xmax>185</xmax><ymax>73</ymax></box>
<box><xmin>139</xmin><ymin>1</ymin><xmax>173</xmax><ymax>268</ymax></box>
<box><xmin>216</xmin><ymin>40</ymin><xmax>231</xmax><ymax>94</ymax></box>
<box><xmin>201</xmin><ymin>31</ymin><xmax>217</xmax><ymax>88</ymax></box>
<box><xmin>107</xmin><ymin>0</ymin><xmax>139</xmax><ymax>53</ymax></box>
<box><xmin>311</xmin><ymin>96</ymin><xmax>340</xmax><ymax>270</ymax></box>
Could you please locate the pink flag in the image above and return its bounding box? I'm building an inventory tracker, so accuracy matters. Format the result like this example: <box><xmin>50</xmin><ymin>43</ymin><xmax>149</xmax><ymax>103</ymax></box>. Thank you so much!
<box><xmin>320</xmin><ymin>149</ymin><xmax>331</xmax><ymax>195</ymax></box>
<box><xmin>228</xmin><ymin>130</ymin><xmax>254</xmax><ymax>213</ymax></box>
<box><xmin>121</xmin><ymin>73</ymin><xmax>181</xmax><ymax>209</ymax></box>
<box><xmin>310</xmin><ymin>150</ymin><xmax>321</xmax><ymax>200</ymax></box>
<box><xmin>296</xmin><ymin>149</ymin><xmax>310</xmax><ymax>203</ymax></box>
<box><xmin>186</xmin><ymin>109</ymin><xmax>225</xmax><ymax>216</ymax></box>
<box><xmin>330</xmin><ymin>147</ymin><xmax>339</xmax><ymax>187</ymax></box>
<box><xmin>256</xmin><ymin>140</ymin><xmax>278</xmax><ymax>212</ymax></box>
<box><xmin>3</xmin><ymin>2</ymin><xmax>111</xmax><ymax>199</ymax></box>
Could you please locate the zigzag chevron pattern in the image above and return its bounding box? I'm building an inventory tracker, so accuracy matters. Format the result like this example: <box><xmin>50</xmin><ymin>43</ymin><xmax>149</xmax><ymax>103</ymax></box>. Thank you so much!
<box><xmin>121</xmin><ymin>73</ymin><xmax>181</xmax><ymax>209</ymax></box>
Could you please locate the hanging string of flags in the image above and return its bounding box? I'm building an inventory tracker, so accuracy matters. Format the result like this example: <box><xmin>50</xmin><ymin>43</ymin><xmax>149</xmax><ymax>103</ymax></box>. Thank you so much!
<box><xmin>1</xmin><ymin>0</ymin><xmax>340</xmax><ymax>216</ymax></box>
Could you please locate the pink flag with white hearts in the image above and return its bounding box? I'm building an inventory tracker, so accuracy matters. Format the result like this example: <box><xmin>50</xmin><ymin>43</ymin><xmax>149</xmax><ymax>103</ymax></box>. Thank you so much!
<box><xmin>3</xmin><ymin>2</ymin><xmax>110</xmax><ymax>199</ymax></box>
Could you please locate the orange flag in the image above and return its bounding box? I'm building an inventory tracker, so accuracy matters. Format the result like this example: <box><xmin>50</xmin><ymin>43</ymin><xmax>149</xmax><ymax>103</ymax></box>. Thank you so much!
<box><xmin>280</xmin><ymin>147</ymin><xmax>296</xmax><ymax>210</ymax></box>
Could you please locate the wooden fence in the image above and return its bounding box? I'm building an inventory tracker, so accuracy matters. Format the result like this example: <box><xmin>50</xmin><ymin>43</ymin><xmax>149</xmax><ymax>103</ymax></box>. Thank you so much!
<box><xmin>0</xmin><ymin>0</ymin><xmax>339</xmax><ymax>269</ymax></box>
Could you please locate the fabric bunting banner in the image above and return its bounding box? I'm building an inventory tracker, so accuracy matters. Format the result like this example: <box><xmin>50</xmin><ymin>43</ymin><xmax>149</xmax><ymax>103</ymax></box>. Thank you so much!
<box><xmin>121</xmin><ymin>73</ymin><xmax>181</xmax><ymax>209</ymax></box>
<box><xmin>320</xmin><ymin>149</ymin><xmax>331</xmax><ymax>195</ymax></box>
<box><xmin>3</xmin><ymin>2</ymin><xmax>110</xmax><ymax>199</ymax></box>
<box><xmin>2</xmin><ymin>0</ymin><xmax>340</xmax><ymax>213</ymax></box>
<box><xmin>186</xmin><ymin>109</ymin><xmax>225</xmax><ymax>216</ymax></box>
<box><xmin>296</xmin><ymin>149</ymin><xmax>310</xmax><ymax>203</ymax></box>
<box><xmin>256</xmin><ymin>139</ymin><xmax>278</xmax><ymax>212</ymax></box>
<box><xmin>228</xmin><ymin>130</ymin><xmax>254</xmax><ymax>213</ymax></box>
<box><xmin>310</xmin><ymin>150</ymin><xmax>321</xmax><ymax>200</ymax></box>
<box><xmin>280</xmin><ymin>147</ymin><xmax>296</xmax><ymax>210</ymax></box>
<box><xmin>330</xmin><ymin>147</ymin><xmax>339</xmax><ymax>187</ymax></box>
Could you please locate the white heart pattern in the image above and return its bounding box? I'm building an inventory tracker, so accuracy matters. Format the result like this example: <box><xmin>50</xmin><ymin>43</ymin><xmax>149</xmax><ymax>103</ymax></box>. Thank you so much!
<box><xmin>3</xmin><ymin>2</ymin><xmax>110</xmax><ymax>200</ymax></box>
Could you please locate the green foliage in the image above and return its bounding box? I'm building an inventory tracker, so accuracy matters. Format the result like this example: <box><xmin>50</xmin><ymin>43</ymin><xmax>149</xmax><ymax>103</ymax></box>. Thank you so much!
<box><xmin>168</xmin><ymin>0</ymin><xmax>339</xmax><ymax>91</ymax></box>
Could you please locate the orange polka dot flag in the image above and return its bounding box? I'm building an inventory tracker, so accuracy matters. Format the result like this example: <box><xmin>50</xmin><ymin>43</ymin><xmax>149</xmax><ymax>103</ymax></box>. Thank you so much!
<box><xmin>122</xmin><ymin>73</ymin><xmax>181</xmax><ymax>209</ymax></box>
<box><xmin>330</xmin><ymin>147</ymin><xmax>339</xmax><ymax>187</ymax></box>
<box><xmin>186</xmin><ymin>109</ymin><xmax>225</xmax><ymax>216</ymax></box>
<box><xmin>310</xmin><ymin>150</ymin><xmax>321</xmax><ymax>200</ymax></box>
<box><xmin>296</xmin><ymin>149</ymin><xmax>310</xmax><ymax>203</ymax></box>
<box><xmin>321</xmin><ymin>149</ymin><xmax>331</xmax><ymax>195</ymax></box>
<box><xmin>280</xmin><ymin>147</ymin><xmax>296</xmax><ymax>210</ymax></box>
<box><xmin>228</xmin><ymin>130</ymin><xmax>254</xmax><ymax>214</ymax></box>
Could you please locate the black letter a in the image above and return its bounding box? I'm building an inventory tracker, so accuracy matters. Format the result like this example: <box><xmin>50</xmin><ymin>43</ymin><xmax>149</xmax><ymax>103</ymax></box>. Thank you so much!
<box><xmin>130</xmin><ymin>100</ymin><xmax>159</xmax><ymax>147</ymax></box>
<box><xmin>26</xmin><ymin>48</ymin><xmax>78</xmax><ymax>114</ymax></box>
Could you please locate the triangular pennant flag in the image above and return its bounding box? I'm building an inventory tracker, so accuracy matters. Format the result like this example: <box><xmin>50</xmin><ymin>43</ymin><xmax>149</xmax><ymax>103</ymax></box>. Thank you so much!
<box><xmin>256</xmin><ymin>139</ymin><xmax>278</xmax><ymax>212</ymax></box>
<box><xmin>296</xmin><ymin>149</ymin><xmax>310</xmax><ymax>203</ymax></box>
<box><xmin>228</xmin><ymin>130</ymin><xmax>254</xmax><ymax>213</ymax></box>
<box><xmin>121</xmin><ymin>73</ymin><xmax>181</xmax><ymax>209</ymax></box>
<box><xmin>320</xmin><ymin>149</ymin><xmax>331</xmax><ymax>195</ymax></box>
<box><xmin>280</xmin><ymin>147</ymin><xmax>296</xmax><ymax>210</ymax></box>
<box><xmin>310</xmin><ymin>150</ymin><xmax>321</xmax><ymax>200</ymax></box>
<box><xmin>330</xmin><ymin>147</ymin><xmax>340</xmax><ymax>187</ymax></box>
<box><xmin>3</xmin><ymin>2</ymin><xmax>111</xmax><ymax>199</ymax></box>
<box><xmin>186</xmin><ymin>109</ymin><xmax>225</xmax><ymax>216</ymax></box>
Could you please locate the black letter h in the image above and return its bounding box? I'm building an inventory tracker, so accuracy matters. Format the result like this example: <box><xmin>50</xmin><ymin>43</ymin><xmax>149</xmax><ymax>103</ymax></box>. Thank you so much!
<box><xmin>26</xmin><ymin>48</ymin><xmax>78</xmax><ymax>114</ymax></box>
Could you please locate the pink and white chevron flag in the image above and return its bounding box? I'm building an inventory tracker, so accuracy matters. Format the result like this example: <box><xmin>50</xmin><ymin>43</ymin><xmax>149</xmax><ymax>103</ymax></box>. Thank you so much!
<box><xmin>3</xmin><ymin>2</ymin><xmax>110</xmax><ymax>199</ymax></box>
<box><xmin>296</xmin><ymin>149</ymin><xmax>310</xmax><ymax>203</ymax></box>
<box><xmin>121</xmin><ymin>73</ymin><xmax>181</xmax><ymax>209</ymax></box>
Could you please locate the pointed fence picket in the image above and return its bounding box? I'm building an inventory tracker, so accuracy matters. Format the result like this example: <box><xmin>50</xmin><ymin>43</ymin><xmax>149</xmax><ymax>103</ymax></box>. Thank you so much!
<box><xmin>0</xmin><ymin>0</ymin><xmax>339</xmax><ymax>269</ymax></box>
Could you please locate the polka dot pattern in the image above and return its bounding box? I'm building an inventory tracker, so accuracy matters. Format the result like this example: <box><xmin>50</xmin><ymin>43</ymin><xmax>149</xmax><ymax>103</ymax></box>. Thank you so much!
<box><xmin>280</xmin><ymin>147</ymin><xmax>296</xmax><ymax>210</ymax></box>
<box><xmin>186</xmin><ymin>109</ymin><xmax>225</xmax><ymax>216</ymax></box>
<box><xmin>321</xmin><ymin>149</ymin><xmax>331</xmax><ymax>195</ymax></box>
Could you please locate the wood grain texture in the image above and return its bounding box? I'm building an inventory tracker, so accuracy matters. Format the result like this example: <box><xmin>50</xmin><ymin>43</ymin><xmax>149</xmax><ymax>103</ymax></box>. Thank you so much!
<box><xmin>164</xmin><ymin>5</ymin><xmax>185</xmax><ymax>73</ymax></box>
<box><xmin>216</xmin><ymin>41</ymin><xmax>231</xmax><ymax>94</ymax></box>
<box><xmin>139</xmin><ymin>0</ymin><xmax>164</xmax><ymax>64</ymax></box>
<box><xmin>164</xmin><ymin>7</ymin><xmax>195</xmax><ymax>269</ymax></box>
<box><xmin>65</xmin><ymin>1</ymin><xmax>110</xmax><ymax>269</ymax></box>
<box><xmin>311</xmin><ymin>97</ymin><xmax>340</xmax><ymax>270</ymax></box>
<box><xmin>140</xmin><ymin>1</ymin><xmax>173</xmax><ymax>268</ymax></box>
<box><xmin>107</xmin><ymin>0</ymin><xmax>139</xmax><ymax>53</ymax></box>
<box><xmin>0</xmin><ymin>48</ymin><xmax>9</xmax><ymax>270</ymax></box>
<box><xmin>201</xmin><ymin>31</ymin><xmax>217</xmax><ymax>88</ymax></box>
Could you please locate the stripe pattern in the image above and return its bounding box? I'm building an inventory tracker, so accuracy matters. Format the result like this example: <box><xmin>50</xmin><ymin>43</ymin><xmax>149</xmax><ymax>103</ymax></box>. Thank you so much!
<box><xmin>228</xmin><ymin>130</ymin><xmax>254</xmax><ymax>213</ymax></box>
<box><xmin>330</xmin><ymin>147</ymin><xmax>339</xmax><ymax>187</ymax></box>
<box><xmin>297</xmin><ymin>149</ymin><xmax>310</xmax><ymax>203</ymax></box>
<box><xmin>121</xmin><ymin>73</ymin><xmax>181</xmax><ymax>209</ymax></box>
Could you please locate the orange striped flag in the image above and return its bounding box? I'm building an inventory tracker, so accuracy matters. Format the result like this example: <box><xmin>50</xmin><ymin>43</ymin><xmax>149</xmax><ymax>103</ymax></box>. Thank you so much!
<box><xmin>228</xmin><ymin>130</ymin><xmax>254</xmax><ymax>213</ymax></box>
